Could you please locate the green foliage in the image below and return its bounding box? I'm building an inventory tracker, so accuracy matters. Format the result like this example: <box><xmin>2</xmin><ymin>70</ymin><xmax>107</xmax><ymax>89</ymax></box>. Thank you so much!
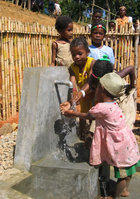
<box><xmin>92</xmin><ymin>0</ymin><xmax>139</xmax><ymax>21</ymax></box>
<box><xmin>44</xmin><ymin>0</ymin><xmax>139</xmax><ymax>23</ymax></box>
<box><xmin>59</xmin><ymin>0</ymin><xmax>87</xmax><ymax>22</ymax></box>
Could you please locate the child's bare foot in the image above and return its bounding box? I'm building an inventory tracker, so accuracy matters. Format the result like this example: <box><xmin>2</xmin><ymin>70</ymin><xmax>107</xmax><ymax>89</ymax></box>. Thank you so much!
<box><xmin>120</xmin><ymin>190</ymin><xmax>130</xmax><ymax>197</ymax></box>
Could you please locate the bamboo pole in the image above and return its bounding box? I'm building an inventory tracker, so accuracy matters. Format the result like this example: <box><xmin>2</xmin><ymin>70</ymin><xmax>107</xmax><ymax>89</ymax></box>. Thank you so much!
<box><xmin>118</xmin><ymin>27</ymin><xmax>122</xmax><ymax>71</ymax></box>
<box><xmin>1</xmin><ymin>35</ymin><xmax>6</xmax><ymax>120</ymax></box>
<box><xmin>5</xmin><ymin>31</ymin><xmax>11</xmax><ymax>118</ymax></box>
<box><xmin>9</xmin><ymin>32</ymin><xmax>15</xmax><ymax>116</ymax></box>
<box><xmin>114</xmin><ymin>23</ymin><xmax>118</xmax><ymax>71</ymax></box>
<box><xmin>121</xmin><ymin>26</ymin><xmax>124</xmax><ymax>70</ymax></box>
<box><xmin>3</xmin><ymin>35</ymin><xmax>8</xmax><ymax>119</ymax></box>
<box><xmin>134</xmin><ymin>21</ymin><xmax>139</xmax><ymax>79</ymax></box>
<box><xmin>10</xmin><ymin>20</ymin><xmax>17</xmax><ymax>116</ymax></box>
<box><xmin>14</xmin><ymin>33</ymin><xmax>20</xmax><ymax>112</ymax></box>
<box><xmin>124</xmin><ymin>23</ymin><xmax>128</xmax><ymax>68</ymax></box>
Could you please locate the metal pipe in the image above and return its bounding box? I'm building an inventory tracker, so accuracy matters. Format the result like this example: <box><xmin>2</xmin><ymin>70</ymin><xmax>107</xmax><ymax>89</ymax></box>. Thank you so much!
<box><xmin>54</xmin><ymin>80</ymin><xmax>73</xmax><ymax>89</ymax></box>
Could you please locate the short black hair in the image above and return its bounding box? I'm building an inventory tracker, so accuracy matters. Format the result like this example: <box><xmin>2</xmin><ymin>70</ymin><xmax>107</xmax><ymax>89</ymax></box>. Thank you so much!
<box><xmin>92</xmin><ymin>60</ymin><xmax>113</xmax><ymax>78</ymax></box>
<box><xmin>89</xmin><ymin>60</ymin><xmax>114</xmax><ymax>90</ymax></box>
<box><xmin>91</xmin><ymin>21</ymin><xmax>106</xmax><ymax>34</ymax></box>
<box><xmin>70</xmin><ymin>36</ymin><xmax>89</xmax><ymax>53</ymax></box>
<box><xmin>55</xmin><ymin>16</ymin><xmax>72</xmax><ymax>32</ymax></box>
<box><xmin>93</xmin><ymin>8</ymin><xmax>103</xmax><ymax>16</ymax></box>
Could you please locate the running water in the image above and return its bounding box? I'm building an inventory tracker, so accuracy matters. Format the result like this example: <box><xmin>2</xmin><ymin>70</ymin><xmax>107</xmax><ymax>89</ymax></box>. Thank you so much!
<box><xmin>54</xmin><ymin>85</ymin><xmax>79</xmax><ymax>162</ymax></box>
<box><xmin>57</xmin><ymin>101</ymin><xmax>78</xmax><ymax>162</ymax></box>
<box><xmin>53</xmin><ymin>81</ymin><xmax>79</xmax><ymax>162</ymax></box>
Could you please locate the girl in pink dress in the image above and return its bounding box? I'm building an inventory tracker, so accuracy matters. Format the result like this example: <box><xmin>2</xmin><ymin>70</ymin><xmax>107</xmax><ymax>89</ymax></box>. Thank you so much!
<box><xmin>61</xmin><ymin>72</ymin><xmax>140</xmax><ymax>199</ymax></box>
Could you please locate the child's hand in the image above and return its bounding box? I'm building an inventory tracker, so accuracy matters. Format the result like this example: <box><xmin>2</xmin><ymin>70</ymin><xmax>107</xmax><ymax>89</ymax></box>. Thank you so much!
<box><xmin>60</xmin><ymin>101</ymin><xmax>71</xmax><ymax>112</ymax></box>
<box><xmin>60</xmin><ymin>108</ymin><xmax>74</xmax><ymax>117</ymax></box>
<box><xmin>73</xmin><ymin>90</ymin><xmax>78</xmax><ymax>99</ymax></box>
<box><xmin>62</xmin><ymin>110</ymin><xmax>74</xmax><ymax>117</ymax></box>
<box><xmin>73</xmin><ymin>91</ymin><xmax>83</xmax><ymax>103</ymax></box>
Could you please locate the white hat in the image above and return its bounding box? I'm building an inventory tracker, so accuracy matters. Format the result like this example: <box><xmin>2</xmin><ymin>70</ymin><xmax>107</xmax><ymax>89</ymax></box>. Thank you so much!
<box><xmin>99</xmin><ymin>72</ymin><xmax>125</xmax><ymax>97</ymax></box>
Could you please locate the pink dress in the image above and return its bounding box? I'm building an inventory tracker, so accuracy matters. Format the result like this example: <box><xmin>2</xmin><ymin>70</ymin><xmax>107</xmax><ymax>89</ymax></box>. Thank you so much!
<box><xmin>89</xmin><ymin>102</ymin><xmax>139</xmax><ymax>168</ymax></box>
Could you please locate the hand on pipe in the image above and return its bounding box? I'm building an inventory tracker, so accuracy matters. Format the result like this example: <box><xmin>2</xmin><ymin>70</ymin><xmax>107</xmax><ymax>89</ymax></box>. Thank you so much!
<box><xmin>60</xmin><ymin>101</ymin><xmax>71</xmax><ymax>114</ymax></box>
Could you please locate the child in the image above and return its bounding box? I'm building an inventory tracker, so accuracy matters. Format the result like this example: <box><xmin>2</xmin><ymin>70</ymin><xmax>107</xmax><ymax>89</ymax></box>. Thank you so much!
<box><xmin>109</xmin><ymin>20</ymin><xmax>116</xmax><ymax>32</ymax></box>
<box><xmin>65</xmin><ymin>59</ymin><xmax>135</xmax><ymax>127</ymax></box>
<box><xmin>61</xmin><ymin>72</ymin><xmax>140</xmax><ymax>199</ymax></box>
<box><xmin>69</xmin><ymin>36</ymin><xmax>96</xmax><ymax>139</ymax></box>
<box><xmin>89</xmin><ymin>22</ymin><xmax>115</xmax><ymax>65</ymax></box>
<box><xmin>51</xmin><ymin>16</ymin><xmax>73</xmax><ymax>67</ymax></box>
<box><xmin>54</xmin><ymin>0</ymin><xmax>61</xmax><ymax>17</ymax></box>
<box><xmin>92</xmin><ymin>9</ymin><xmax>103</xmax><ymax>25</ymax></box>
<box><xmin>87</xmin><ymin>9</ymin><xmax>103</xmax><ymax>34</ymax></box>
<box><xmin>116</xmin><ymin>6</ymin><xmax>133</xmax><ymax>28</ymax></box>
<box><xmin>61</xmin><ymin>60</ymin><xmax>136</xmax><ymax>198</ymax></box>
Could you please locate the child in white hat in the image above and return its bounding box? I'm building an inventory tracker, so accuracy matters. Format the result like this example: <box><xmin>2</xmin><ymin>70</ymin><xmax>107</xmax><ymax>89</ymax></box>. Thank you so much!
<box><xmin>61</xmin><ymin>72</ymin><xmax>140</xmax><ymax>199</ymax></box>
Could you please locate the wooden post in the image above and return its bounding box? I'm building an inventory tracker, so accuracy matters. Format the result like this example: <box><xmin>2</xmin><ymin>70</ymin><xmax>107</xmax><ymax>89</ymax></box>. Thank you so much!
<box><xmin>91</xmin><ymin>0</ymin><xmax>95</xmax><ymax>23</ymax></box>
<box><xmin>28</xmin><ymin>0</ymin><xmax>31</xmax><ymax>10</ymax></box>
<box><xmin>106</xmin><ymin>0</ymin><xmax>110</xmax><ymax>26</ymax></box>
<box><xmin>16</xmin><ymin>0</ymin><xmax>19</xmax><ymax>6</ymax></box>
<box><xmin>134</xmin><ymin>20</ymin><xmax>139</xmax><ymax>79</ymax></box>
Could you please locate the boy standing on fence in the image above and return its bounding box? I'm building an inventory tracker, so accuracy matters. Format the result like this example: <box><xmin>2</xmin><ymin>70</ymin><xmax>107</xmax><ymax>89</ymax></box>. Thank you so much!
<box><xmin>92</xmin><ymin>9</ymin><xmax>103</xmax><ymax>25</ymax></box>
<box><xmin>116</xmin><ymin>6</ymin><xmax>133</xmax><ymax>28</ymax></box>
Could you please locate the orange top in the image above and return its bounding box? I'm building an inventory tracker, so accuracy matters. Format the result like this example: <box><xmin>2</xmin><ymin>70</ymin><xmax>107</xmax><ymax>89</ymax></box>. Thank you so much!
<box><xmin>116</xmin><ymin>16</ymin><xmax>129</xmax><ymax>26</ymax></box>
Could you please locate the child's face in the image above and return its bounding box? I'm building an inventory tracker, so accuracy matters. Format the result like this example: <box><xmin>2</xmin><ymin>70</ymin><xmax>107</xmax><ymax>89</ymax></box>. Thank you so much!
<box><xmin>92</xmin><ymin>13</ymin><xmax>102</xmax><ymax>24</ymax></box>
<box><xmin>70</xmin><ymin>45</ymin><xmax>88</xmax><ymax>67</ymax></box>
<box><xmin>109</xmin><ymin>22</ymin><xmax>115</xmax><ymax>30</ymax></box>
<box><xmin>119</xmin><ymin>8</ymin><xmax>126</xmax><ymax>17</ymax></box>
<box><xmin>91</xmin><ymin>28</ymin><xmax>105</xmax><ymax>45</ymax></box>
<box><xmin>60</xmin><ymin>23</ymin><xmax>73</xmax><ymax>40</ymax></box>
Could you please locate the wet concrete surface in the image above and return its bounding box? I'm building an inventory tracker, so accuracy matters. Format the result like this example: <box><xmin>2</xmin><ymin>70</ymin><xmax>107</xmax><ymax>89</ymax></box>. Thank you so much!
<box><xmin>0</xmin><ymin>167</ymin><xmax>140</xmax><ymax>198</ymax></box>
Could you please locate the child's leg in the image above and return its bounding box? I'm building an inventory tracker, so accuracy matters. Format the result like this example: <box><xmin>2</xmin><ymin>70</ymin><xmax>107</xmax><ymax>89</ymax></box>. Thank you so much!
<box><xmin>120</xmin><ymin>176</ymin><xmax>131</xmax><ymax>197</ymax></box>
<box><xmin>114</xmin><ymin>176</ymin><xmax>131</xmax><ymax>198</ymax></box>
<box><xmin>114</xmin><ymin>178</ymin><xmax>126</xmax><ymax>198</ymax></box>
<box><xmin>99</xmin><ymin>163</ymin><xmax>110</xmax><ymax>197</ymax></box>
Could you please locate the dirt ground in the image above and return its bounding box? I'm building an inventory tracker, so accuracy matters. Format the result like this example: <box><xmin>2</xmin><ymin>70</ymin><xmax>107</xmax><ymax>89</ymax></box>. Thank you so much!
<box><xmin>0</xmin><ymin>1</ymin><xmax>81</xmax><ymax>28</ymax></box>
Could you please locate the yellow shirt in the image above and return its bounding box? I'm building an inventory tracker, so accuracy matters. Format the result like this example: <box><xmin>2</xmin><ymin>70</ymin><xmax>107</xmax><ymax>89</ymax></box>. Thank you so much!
<box><xmin>70</xmin><ymin>57</ymin><xmax>94</xmax><ymax>113</ymax></box>
<box><xmin>70</xmin><ymin>57</ymin><xmax>94</xmax><ymax>89</ymax></box>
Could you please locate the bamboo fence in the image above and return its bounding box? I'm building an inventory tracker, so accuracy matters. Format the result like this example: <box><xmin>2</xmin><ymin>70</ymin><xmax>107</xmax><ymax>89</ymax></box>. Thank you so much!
<box><xmin>0</xmin><ymin>17</ymin><xmax>138</xmax><ymax>120</ymax></box>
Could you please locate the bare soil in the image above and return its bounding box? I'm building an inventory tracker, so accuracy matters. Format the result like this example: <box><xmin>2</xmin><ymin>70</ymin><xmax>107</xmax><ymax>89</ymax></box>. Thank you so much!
<box><xmin>0</xmin><ymin>1</ymin><xmax>81</xmax><ymax>28</ymax></box>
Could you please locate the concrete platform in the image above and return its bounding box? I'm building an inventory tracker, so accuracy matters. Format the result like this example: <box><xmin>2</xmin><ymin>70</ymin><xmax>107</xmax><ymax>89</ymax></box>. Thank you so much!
<box><xmin>13</xmin><ymin>158</ymin><xmax>99</xmax><ymax>199</ymax></box>
<box><xmin>0</xmin><ymin>167</ymin><xmax>140</xmax><ymax>199</ymax></box>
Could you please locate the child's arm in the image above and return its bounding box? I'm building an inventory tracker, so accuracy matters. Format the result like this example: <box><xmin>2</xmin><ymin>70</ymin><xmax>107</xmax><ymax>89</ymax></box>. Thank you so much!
<box><xmin>61</xmin><ymin>109</ymin><xmax>94</xmax><ymax>120</ymax></box>
<box><xmin>59</xmin><ymin>68</ymin><xmax>78</xmax><ymax>111</ymax></box>
<box><xmin>69</xmin><ymin>67</ymin><xmax>78</xmax><ymax>92</ymax></box>
<box><xmin>117</xmin><ymin>66</ymin><xmax>135</xmax><ymax>88</ymax></box>
<box><xmin>60</xmin><ymin>82</ymin><xmax>90</xmax><ymax>112</ymax></box>
<box><xmin>51</xmin><ymin>41</ymin><xmax>58</xmax><ymax>66</ymax></box>
<box><xmin>89</xmin><ymin>59</ymin><xmax>96</xmax><ymax>75</ymax></box>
